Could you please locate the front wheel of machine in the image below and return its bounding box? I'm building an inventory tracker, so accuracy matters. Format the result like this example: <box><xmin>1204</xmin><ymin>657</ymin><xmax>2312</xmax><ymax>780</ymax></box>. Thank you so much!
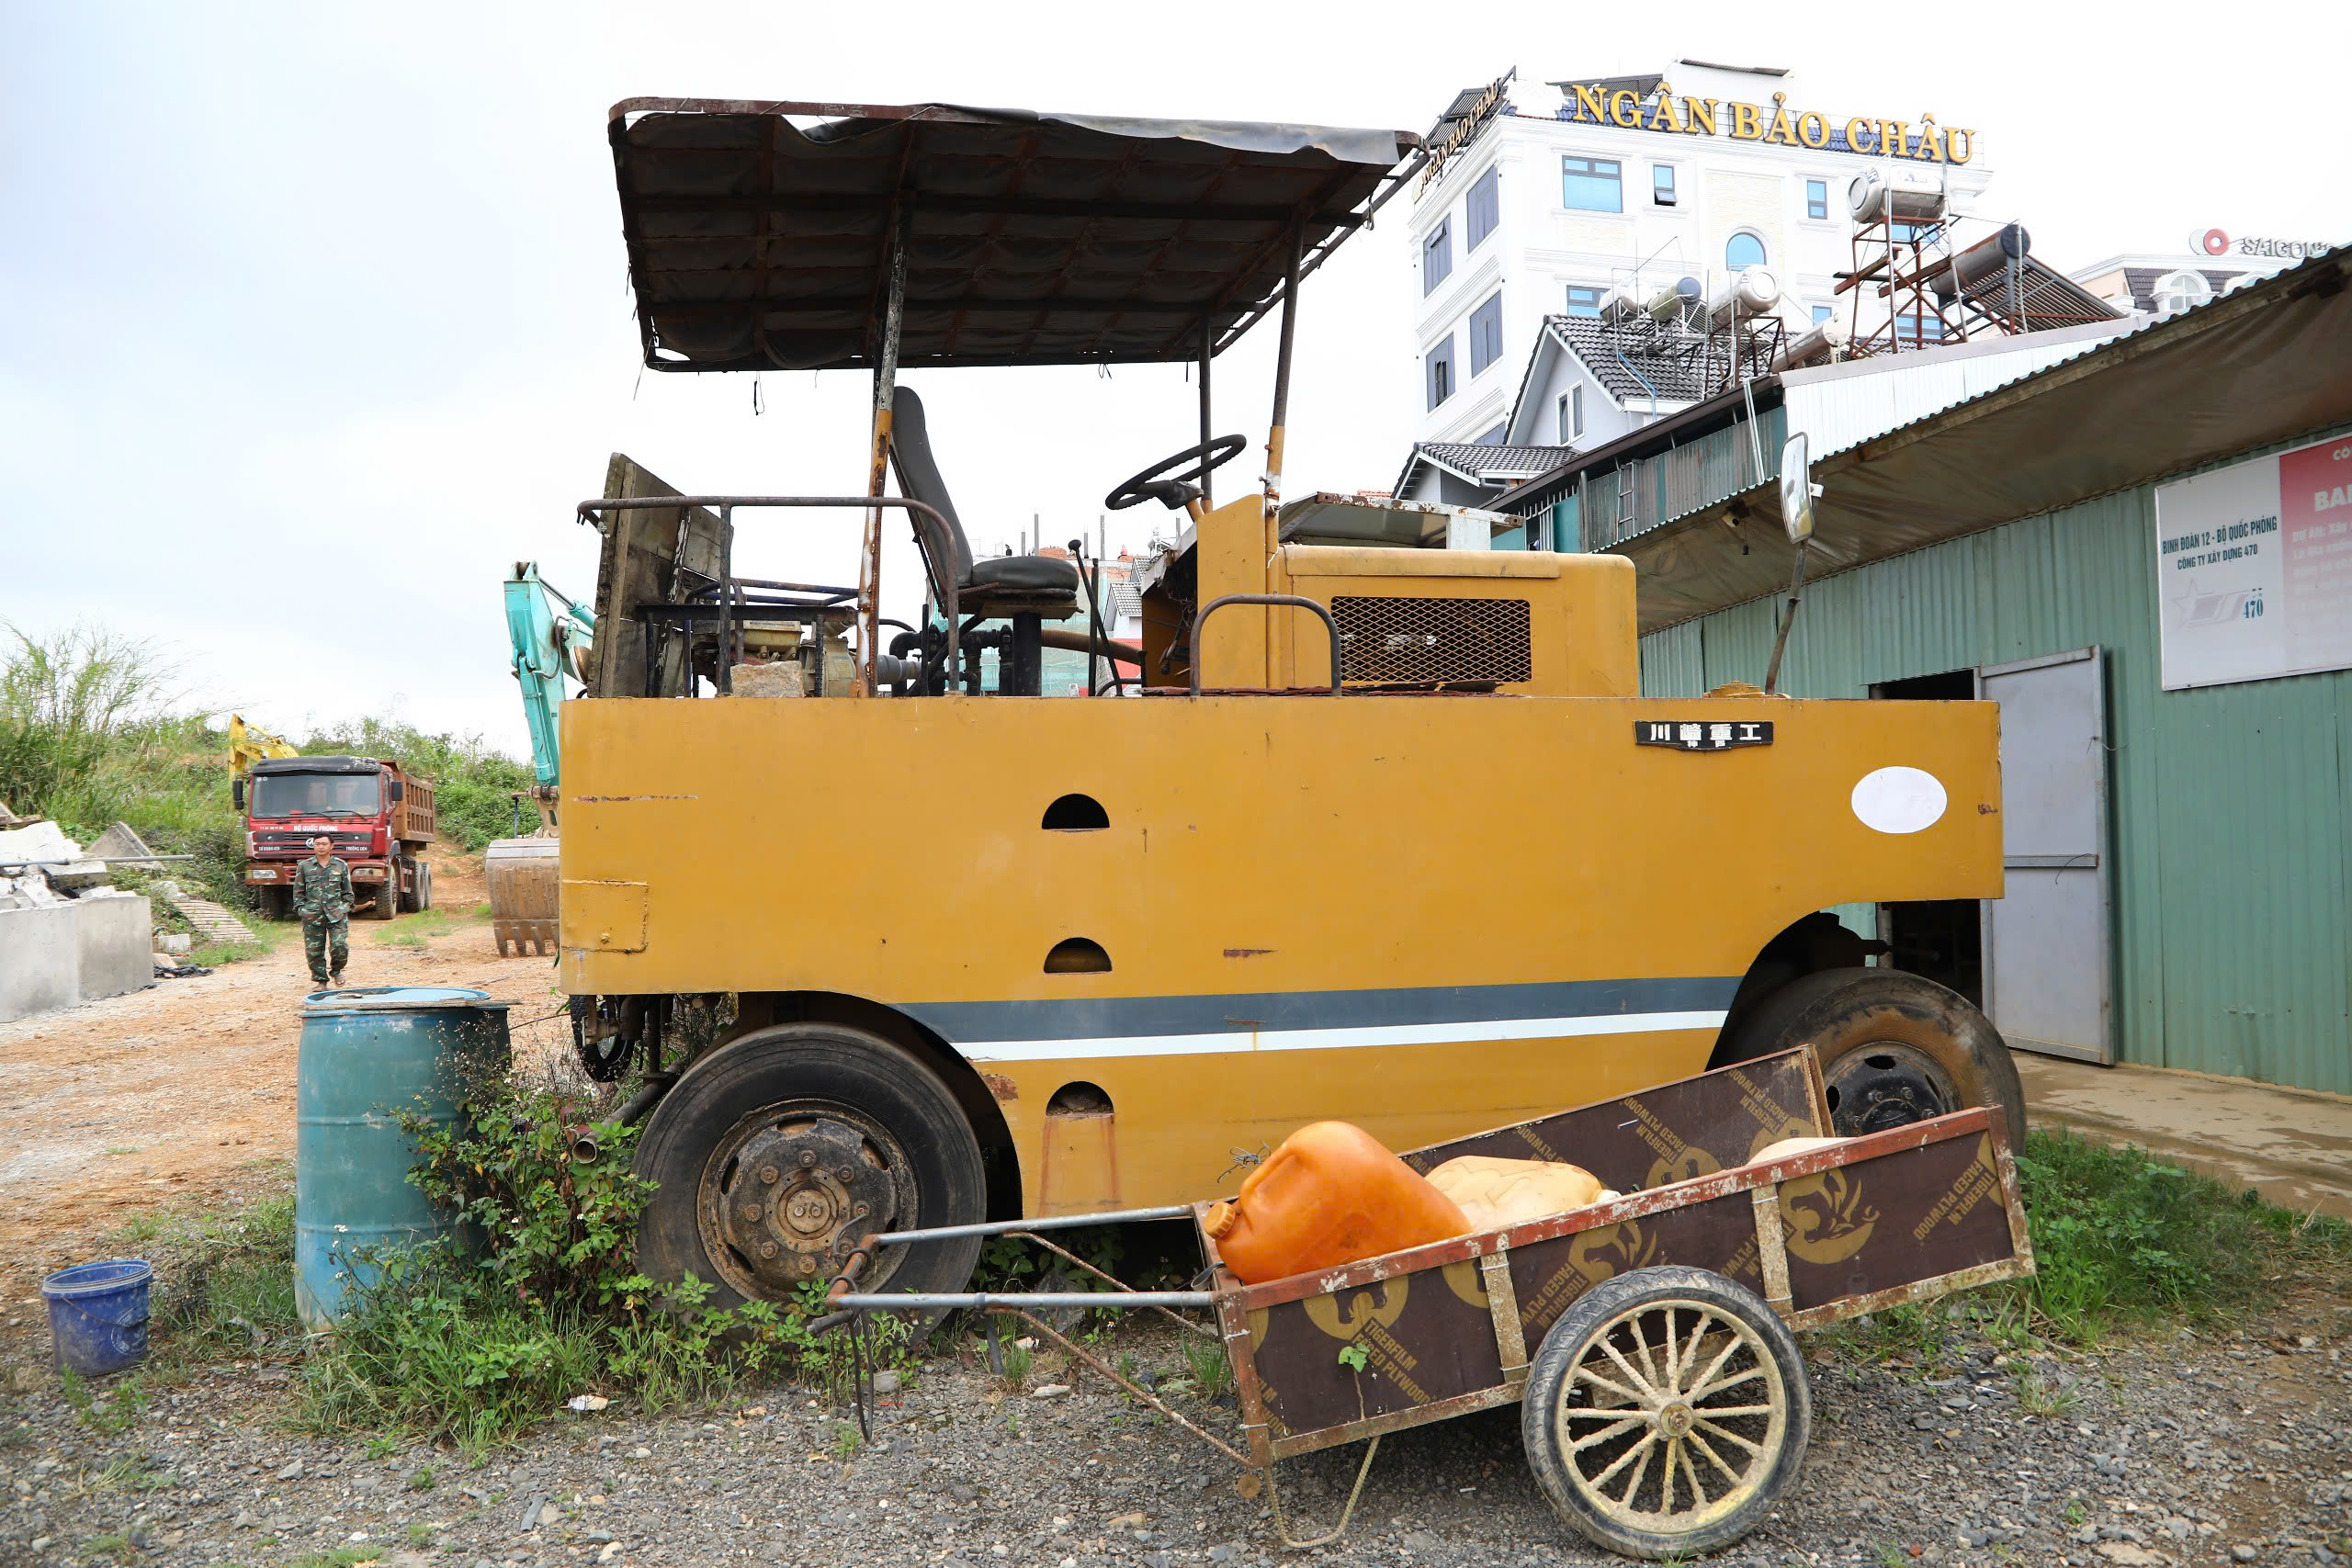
<box><xmin>368</xmin><ymin>865</ymin><xmax>401</xmax><ymax>920</ymax></box>
<box><xmin>1717</xmin><ymin>966</ymin><xmax>2025</xmax><ymax>1150</ymax></box>
<box><xmin>1522</xmin><ymin>1266</ymin><xmax>1811</xmax><ymax>1561</ymax></box>
<box><xmin>630</xmin><ymin>1023</ymin><xmax>987</xmax><ymax>1312</ymax></box>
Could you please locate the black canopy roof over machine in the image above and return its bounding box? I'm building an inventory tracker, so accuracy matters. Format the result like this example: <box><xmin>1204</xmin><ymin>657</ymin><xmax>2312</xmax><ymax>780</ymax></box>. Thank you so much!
<box><xmin>594</xmin><ymin>98</ymin><xmax>1422</xmax><ymax>699</ymax></box>
<box><xmin>607</xmin><ymin>98</ymin><xmax>1421</xmax><ymax>372</ymax></box>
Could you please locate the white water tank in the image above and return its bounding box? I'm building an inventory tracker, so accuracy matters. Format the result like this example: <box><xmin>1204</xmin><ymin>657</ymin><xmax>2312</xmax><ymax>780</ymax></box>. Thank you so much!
<box><xmin>1849</xmin><ymin>165</ymin><xmax>1948</xmax><ymax>225</ymax></box>
<box><xmin>1707</xmin><ymin>266</ymin><xmax>1781</xmax><ymax>327</ymax></box>
<box><xmin>1770</xmin><ymin>315</ymin><xmax>1851</xmax><ymax>371</ymax></box>
<box><xmin>1599</xmin><ymin>286</ymin><xmax>1649</xmax><ymax>325</ymax></box>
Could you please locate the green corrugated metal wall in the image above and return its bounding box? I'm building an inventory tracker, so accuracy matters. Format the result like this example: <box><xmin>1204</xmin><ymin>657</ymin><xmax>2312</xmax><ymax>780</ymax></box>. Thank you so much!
<box><xmin>1636</xmin><ymin>425</ymin><xmax>2352</xmax><ymax>1095</ymax></box>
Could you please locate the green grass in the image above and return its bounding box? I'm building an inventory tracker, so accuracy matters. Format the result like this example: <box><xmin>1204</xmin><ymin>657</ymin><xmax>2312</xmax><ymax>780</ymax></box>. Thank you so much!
<box><xmin>285</xmin><ymin>1548</ymin><xmax>386</xmax><ymax>1568</ymax></box>
<box><xmin>2018</xmin><ymin>1129</ymin><xmax>2351</xmax><ymax>1339</ymax></box>
<box><xmin>96</xmin><ymin>1179</ymin><xmax>302</xmax><ymax>1390</ymax></box>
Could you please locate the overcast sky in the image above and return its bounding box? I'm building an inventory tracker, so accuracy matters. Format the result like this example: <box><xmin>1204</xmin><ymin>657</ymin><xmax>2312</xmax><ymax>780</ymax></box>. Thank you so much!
<box><xmin>6</xmin><ymin>2</ymin><xmax>2344</xmax><ymax>758</ymax></box>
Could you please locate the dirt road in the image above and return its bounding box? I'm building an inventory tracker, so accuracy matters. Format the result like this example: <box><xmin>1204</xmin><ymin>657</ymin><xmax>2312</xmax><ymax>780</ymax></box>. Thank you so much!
<box><xmin>0</xmin><ymin>852</ymin><xmax>556</xmax><ymax>1313</ymax></box>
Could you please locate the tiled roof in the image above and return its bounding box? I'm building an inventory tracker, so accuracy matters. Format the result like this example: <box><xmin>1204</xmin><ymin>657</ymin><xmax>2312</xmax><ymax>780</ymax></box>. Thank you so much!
<box><xmin>1396</xmin><ymin>440</ymin><xmax>1578</xmax><ymax>498</ymax></box>
<box><xmin>1544</xmin><ymin>315</ymin><xmax>1717</xmax><ymax>404</ymax></box>
<box><xmin>1419</xmin><ymin>441</ymin><xmax>1581</xmax><ymax>478</ymax></box>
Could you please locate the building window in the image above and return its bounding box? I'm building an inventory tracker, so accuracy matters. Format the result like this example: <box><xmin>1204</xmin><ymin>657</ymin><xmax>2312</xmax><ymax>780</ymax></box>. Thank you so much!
<box><xmin>1652</xmin><ymin>164</ymin><xmax>1677</xmax><ymax>207</ymax></box>
<box><xmin>1468</xmin><ymin>292</ymin><xmax>1504</xmax><ymax>376</ymax></box>
<box><xmin>1812</xmin><ymin>304</ymin><xmax>1833</xmax><ymax>325</ymax></box>
<box><xmin>1725</xmin><ymin>231</ymin><xmax>1768</xmax><ymax>271</ymax></box>
<box><xmin>1558</xmin><ymin>384</ymin><xmax>1584</xmax><ymax>442</ymax></box>
<box><xmin>1466</xmin><ymin>167</ymin><xmax>1499</xmax><ymax>250</ymax></box>
<box><xmin>1565</xmin><ymin>285</ymin><xmax>1605</xmax><ymax>318</ymax></box>
<box><xmin>1426</xmin><ymin>335</ymin><xmax>1455</xmax><ymax>409</ymax></box>
<box><xmin>1805</xmin><ymin>179</ymin><xmax>1828</xmax><ymax>220</ymax></box>
<box><xmin>1424</xmin><ymin>219</ymin><xmax>1453</xmax><ymax>296</ymax></box>
<box><xmin>1561</xmin><ymin>155</ymin><xmax>1622</xmax><ymax>213</ymax></box>
<box><xmin>1897</xmin><ymin>311</ymin><xmax>1947</xmax><ymax>346</ymax></box>
<box><xmin>1476</xmin><ymin>422</ymin><xmax>1507</xmax><ymax>446</ymax></box>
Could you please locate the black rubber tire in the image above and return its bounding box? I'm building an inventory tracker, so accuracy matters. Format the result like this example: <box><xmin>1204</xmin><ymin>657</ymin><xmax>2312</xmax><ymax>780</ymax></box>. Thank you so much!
<box><xmin>416</xmin><ymin>860</ymin><xmax>434</xmax><ymax>912</ymax></box>
<box><xmin>368</xmin><ymin>864</ymin><xmax>400</xmax><ymax>920</ymax></box>
<box><xmin>631</xmin><ymin>1023</ymin><xmax>986</xmax><ymax>1311</ymax></box>
<box><xmin>259</xmin><ymin>886</ymin><xmax>292</xmax><ymax>921</ymax></box>
<box><xmin>1717</xmin><ymin>966</ymin><xmax>2025</xmax><ymax>1149</ymax></box>
<box><xmin>1522</xmin><ymin>1266</ymin><xmax>1811</xmax><ymax>1560</ymax></box>
<box><xmin>398</xmin><ymin>856</ymin><xmax>422</xmax><ymax>915</ymax></box>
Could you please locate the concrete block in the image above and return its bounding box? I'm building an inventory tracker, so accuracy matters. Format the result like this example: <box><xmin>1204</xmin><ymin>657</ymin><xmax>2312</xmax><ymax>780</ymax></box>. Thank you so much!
<box><xmin>77</xmin><ymin>895</ymin><xmax>153</xmax><ymax>1004</ymax></box>
<box><xmin>0</xmin><ymin>904</ymin><xmax>82</xmax><ymax>1023</ymax></box>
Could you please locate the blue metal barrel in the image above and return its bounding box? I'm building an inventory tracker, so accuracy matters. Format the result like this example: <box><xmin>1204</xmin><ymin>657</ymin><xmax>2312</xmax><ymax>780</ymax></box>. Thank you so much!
<box><xmin>295</xmin><ymin>985</ymin><xmax>511</xmax><ymax>1328</ymax></box>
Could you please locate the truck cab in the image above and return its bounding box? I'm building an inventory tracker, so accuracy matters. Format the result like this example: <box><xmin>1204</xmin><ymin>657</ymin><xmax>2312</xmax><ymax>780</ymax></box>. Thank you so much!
<box><xmin>238</xmin><ymin>755</ymin><xmax>436</xmax><ymax>919</ymax></box>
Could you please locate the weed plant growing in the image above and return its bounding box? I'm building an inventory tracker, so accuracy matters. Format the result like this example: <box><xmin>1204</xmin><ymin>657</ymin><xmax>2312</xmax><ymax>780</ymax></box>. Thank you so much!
<box><xmin>300</xmin><ymin>1069</ymin><xmax>897</xmax><ymax>1454</ymax></box>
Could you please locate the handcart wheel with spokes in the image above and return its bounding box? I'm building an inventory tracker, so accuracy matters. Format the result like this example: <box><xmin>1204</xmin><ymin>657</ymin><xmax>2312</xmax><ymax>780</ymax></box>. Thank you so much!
<box><xmin>1521</xmin><ymin>1265</ymin><xmax>1813</xmax><ymax>1561</ymax></box>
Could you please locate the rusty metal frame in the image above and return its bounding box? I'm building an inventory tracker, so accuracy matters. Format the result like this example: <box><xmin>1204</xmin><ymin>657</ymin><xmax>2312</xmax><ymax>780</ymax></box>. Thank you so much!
<box><xmin>576</xmin><ymin>494</ymin><xmax>960</xmax><ymax>684</ymax></box>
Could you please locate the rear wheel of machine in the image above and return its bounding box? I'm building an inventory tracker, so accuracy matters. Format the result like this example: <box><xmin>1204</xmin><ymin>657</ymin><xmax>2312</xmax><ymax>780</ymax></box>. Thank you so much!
<box><xmin>631</xmin><ymin>1023</ymin><xmax>986</xmax><ymax>1311</ymax></box>
<box><xmin>1522</xmin><ymin>1266</ymin><xmax>1810</xmax><ymax>1560</ymax></box>
<box><xmin>398</xmin><ymin>856</ymin><xmax>422</xmax><ymax>914</ymax></box>
<box><xmin>1718</xmin><ymin>966</ymin><xmax>2024</xmax><ymax>1148</ymax></box>
<box><xmin>416</xmin><ymin>859</ymin><xmax>433</xmax><ymax>911</ymax></box>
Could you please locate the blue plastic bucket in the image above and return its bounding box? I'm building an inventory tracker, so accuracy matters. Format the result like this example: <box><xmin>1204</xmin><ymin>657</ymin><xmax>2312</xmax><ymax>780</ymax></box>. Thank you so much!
<box><xmin>42</xmin><ymin>1259</ymin><xmax>153</xmax><ymax>1375</ymax></box>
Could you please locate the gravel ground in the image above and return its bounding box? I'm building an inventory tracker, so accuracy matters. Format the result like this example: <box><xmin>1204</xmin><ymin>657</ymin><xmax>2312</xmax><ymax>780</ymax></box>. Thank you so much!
<box><xmin>6</xmin><ymin>1302</ymin><xmax>2349</xmax><ymax>1568</ymax></box>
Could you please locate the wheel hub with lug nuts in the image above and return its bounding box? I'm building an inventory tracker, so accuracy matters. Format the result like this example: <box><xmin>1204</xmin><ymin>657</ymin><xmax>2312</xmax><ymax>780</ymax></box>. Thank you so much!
<box><xmin>707</xmin><ymin>1117</ymin><xmax>897</xmax><ymax>1295</ymax></box>
<box><xmin>1822</xmin><ymin>1041</ymin><xmax>1959</xmax><ymax>1136</ymax></box>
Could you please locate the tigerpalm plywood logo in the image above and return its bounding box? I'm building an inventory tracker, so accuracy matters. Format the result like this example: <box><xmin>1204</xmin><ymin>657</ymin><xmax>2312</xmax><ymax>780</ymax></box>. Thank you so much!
<box><xmin>1910</xmin><ymin>1136</ymin><xmax>2000</xmax><ymax>1242</ymax></box>
<box><xmin>1779</xmin><ymin>1166</ymin><xmax>1880</xmax><ymax>1265</ymax></box>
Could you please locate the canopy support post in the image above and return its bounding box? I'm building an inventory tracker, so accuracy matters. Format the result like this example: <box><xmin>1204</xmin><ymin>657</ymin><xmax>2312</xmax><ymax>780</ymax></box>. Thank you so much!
<box><xmin>1198</xmin><ymin>313</ymin><xmax>1215</xmax><ymax>511</ymax></box>
<box><xmin>1260</xmin><ymin>220</ymin><xmax>1305</xmax><ymax>686</ymax></box>
<box><xmin>857</xmin><ymin>208</ymin><xmax>910</xmax><ymax>698</ymax></box>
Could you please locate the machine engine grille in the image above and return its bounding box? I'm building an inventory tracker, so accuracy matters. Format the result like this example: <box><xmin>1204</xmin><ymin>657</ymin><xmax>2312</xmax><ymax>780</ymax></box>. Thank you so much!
<box><xmin>1331</xmin><ymin>596</ymin><xmax>1532</xmax><ymax>685</ymax></box>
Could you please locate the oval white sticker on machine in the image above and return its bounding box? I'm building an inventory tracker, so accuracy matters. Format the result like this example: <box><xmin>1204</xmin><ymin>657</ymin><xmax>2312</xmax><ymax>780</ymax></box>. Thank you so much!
<box><xmin>1850</xmin><ymin>766</ymin><xmax>1948</xmax><ymax>835</ymax></box>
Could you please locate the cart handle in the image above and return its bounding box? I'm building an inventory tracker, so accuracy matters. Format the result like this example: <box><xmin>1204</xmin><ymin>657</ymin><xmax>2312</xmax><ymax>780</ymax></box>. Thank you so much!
<box><xmin>830</xmin><ymin>1291</ymin><xmax>1213</xmax><ymax>1310</ymax></box>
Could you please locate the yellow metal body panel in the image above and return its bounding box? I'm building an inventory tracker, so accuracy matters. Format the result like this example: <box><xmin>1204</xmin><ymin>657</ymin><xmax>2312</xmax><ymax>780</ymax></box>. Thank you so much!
<box><xmin>561</xmin><ymin>693</ymin><xmax>2001</xmax><ymax>1218</ymax></box>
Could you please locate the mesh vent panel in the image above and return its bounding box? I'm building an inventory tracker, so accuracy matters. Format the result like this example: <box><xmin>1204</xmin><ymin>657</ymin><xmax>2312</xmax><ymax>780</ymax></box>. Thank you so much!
<box><xmin>1331</xmin><ymin>596</ymin><xmax>1532</xmax><ymax>684</ymax></box>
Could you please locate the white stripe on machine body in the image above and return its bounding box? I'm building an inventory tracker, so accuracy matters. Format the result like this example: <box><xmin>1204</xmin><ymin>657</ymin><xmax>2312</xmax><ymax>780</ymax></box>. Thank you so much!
<box><xmin>956</xmin><ymin>1010</ymin><xmax>1729</xmax><ymax>1064</ymax></box>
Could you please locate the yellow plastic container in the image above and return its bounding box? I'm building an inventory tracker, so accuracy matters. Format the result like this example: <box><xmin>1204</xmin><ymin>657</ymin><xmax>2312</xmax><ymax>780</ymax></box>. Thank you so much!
<box><xmin>1204</xmin><ymin>1122</ymin><xmax>1470</xmax><ymax>1284</ymax></box>
<box><xmin>1426</xmin><ymin>1156</ymin><xmax>1613</xmax><ymax>1231</ymax></box>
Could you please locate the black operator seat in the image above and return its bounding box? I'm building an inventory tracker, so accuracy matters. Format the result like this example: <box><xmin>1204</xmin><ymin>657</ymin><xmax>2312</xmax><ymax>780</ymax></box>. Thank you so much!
<box><xmin>888</xmin><ymin>387</ymin><xmax>1081</xmax><ymax>601</ymax></box>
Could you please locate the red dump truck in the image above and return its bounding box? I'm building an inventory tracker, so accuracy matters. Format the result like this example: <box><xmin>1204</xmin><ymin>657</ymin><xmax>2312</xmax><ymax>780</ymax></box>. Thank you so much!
<box><xmin>234</xmin><ymin>755</ymin><xmax>436</xmax><ymax>920</ymax></box>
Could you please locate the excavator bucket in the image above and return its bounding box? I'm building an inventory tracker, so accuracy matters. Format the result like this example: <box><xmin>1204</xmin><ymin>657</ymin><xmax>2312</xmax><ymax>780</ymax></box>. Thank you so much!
<box><xmin>486</xmin><ymin>833</ymin><xmax>560</xmax><ymax>957</ymax></box>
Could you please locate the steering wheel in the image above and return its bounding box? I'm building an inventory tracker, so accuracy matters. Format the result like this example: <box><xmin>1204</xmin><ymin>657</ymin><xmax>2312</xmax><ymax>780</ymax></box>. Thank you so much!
<box><xmin>1104</xmin><ymin>434</ymin><xmax>1249</xmax><ymax>512</ymax></box>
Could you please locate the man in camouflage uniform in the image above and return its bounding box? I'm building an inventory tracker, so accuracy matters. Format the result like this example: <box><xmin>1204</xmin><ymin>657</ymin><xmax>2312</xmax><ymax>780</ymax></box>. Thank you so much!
<box><xmin>292</xmin><ymin>833</ymin><xmax>353</xmax><ymax>988</ymax></box>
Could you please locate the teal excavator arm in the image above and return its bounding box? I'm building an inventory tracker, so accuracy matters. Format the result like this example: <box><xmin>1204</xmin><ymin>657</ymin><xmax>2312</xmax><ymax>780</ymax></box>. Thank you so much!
<box><xmin>503</xmin><ymin>562</ymin><xmax>594</xmax><ymax>793</ymax></box>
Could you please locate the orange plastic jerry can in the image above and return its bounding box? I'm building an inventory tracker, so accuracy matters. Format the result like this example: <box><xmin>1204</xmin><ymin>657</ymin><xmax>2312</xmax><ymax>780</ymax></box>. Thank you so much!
<box><xmin>1202</xmin><ymin>1121</ymin><xmax>1471</xmax><ymax>1284</ymax></box>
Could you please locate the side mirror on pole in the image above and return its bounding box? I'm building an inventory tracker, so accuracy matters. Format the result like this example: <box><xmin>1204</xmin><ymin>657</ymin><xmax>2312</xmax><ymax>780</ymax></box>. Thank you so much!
<box><xmin>1762</xmin><ymin>433</ymin><xmax>1823</xmax><ymax>694</ymax></box>
<box><xmin>1778</xmin><ymin>432</ymin><xmax>1818</xmax><ymax>544</ymax></box>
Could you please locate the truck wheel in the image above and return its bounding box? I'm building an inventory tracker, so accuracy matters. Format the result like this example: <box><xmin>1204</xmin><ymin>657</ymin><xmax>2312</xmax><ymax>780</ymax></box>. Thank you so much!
<box><xmin>1717</xmin><ymin>966</ymin><xmax>2024</xmax><ymax>1148</ymax></box>
<box><xmin>369</xmin><ymin>864</ymin><xmax>401</xmax><ymax>920</ymax></box>
<box><xmin>260</xmin><ymin>886</ymin><xmax>292</xmax><ymax>921</ymax></box>
<box><xmin>631</xmin><ymin>1023</ymin><xmax>987</xmax><ymax>1311</ymax></box>
<box><xmin>1522</xmin><ymin>1266</ymin><xmax>1810</xmax><ymax>1561</ymax></box>
<box><xmin>416</xmin><ymin>860</ymin><xmax>434</xmax><ymax>911</ymax></box>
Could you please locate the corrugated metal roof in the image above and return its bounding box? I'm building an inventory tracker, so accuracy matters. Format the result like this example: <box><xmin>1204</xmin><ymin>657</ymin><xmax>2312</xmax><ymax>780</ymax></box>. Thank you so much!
<box><xmin>1777</xmin><ymin>317</ymin><xmax>2143</xmax><ymax>463</ymax></box>
<box><xmin>1611</xmin><ymin>246</ymin><xmax>2352</xmax><ymax>634</ymax></box>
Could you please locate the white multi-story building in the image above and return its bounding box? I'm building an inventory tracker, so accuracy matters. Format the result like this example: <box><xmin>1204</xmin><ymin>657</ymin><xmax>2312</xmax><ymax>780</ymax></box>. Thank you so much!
<box><xmin>1407</xmin><ymin>61</ymin><xmax>1997</xmax><ymax>449</ymax></box>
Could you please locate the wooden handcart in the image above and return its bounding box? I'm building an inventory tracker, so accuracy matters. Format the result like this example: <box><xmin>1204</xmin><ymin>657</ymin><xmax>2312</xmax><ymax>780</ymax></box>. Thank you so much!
<box><xmin>829</xmin><ymin>1047</ymin><xmax>2035</xmax><ymax>1559</ymax></box>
